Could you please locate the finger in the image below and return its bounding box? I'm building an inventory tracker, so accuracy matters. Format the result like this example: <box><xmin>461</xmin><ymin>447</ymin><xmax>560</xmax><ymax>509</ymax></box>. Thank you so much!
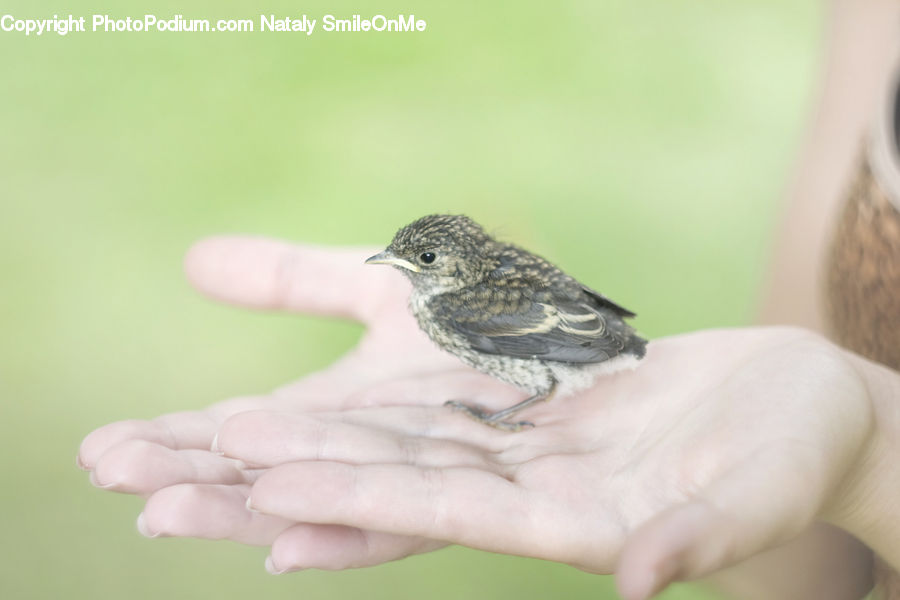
<box><xmin>266</xmin><ymin>361</ymin><xmax>510</xmax><ymax>414</ymax></box>
<box><xmin>267</xmin><ymin>366</ymin><xmax>527</xmax><ymax>436</ymax></box>
<box><xmin>249</xmin><ymin>461</ymin><xmax>607</xmax><ymax>563</ymax></box>
<box><xmin>342</xmin><ymin>369</ymin><xmax>524</xmax><ymax>413</ymax></box>
<box><xmin>91</xmin><ymin>439</ymin><xmax>248</xmax><ymax>494</ymax></box>
<box><xmin>140</xmin><ymin>483</ymin><xmax>292</xmax><ymax>545</ymax></box>
<box><xmin>616</xmin><ymin>449</ymin><xmax>823</xmax><ymax>600</ymax></box>
<box><xmin>183</xmin><ymin>236</ymin><xmax>404</xmax><ymax>322</ymax></box>
<box><xmin>78</xmin><ymin>410</ymin><xmax>219</xmax><ymax>470</ymax></box>
<box><xmin>267</xmin><ymin>524</ymin><xmax>445</xmax><ymax>573</ymax></box>
<box><xmin>217</xmin><ymin>410</ymin><xmax>502</xmax><ymax>472</ymax></box>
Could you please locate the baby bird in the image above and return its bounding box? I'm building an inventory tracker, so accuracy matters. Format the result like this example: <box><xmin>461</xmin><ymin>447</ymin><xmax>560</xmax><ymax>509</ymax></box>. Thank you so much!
<box><xmin>366</xmin><ymin>214</ymin><xmax>647</xmax><ymax>431</ymax></box>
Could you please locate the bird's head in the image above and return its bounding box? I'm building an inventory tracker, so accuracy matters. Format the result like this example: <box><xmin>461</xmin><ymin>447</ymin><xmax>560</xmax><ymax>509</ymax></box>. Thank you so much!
<box><xmin>366</xmin><ymin>214</ymin><xmax>495</xmax><ymax>293</ymax></box>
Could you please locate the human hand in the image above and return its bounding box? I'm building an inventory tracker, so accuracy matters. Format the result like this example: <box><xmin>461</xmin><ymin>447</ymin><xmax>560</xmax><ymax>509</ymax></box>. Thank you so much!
<box><xmin>78</xmin><ymin>238</ymin><xmax>878</xmax><ymax>600</ymax></box>
<box><xmin>213</xmin><ymin>326</ymin><xmax>876</xmax><ymax>599</ymax></box>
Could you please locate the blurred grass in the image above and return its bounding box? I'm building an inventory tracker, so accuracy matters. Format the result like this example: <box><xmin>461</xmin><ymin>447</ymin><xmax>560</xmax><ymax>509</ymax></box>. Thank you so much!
<box><xmin>0</xmin><ymin>0</ymin><xmax>820</xmax><ymax>598</ymax></box>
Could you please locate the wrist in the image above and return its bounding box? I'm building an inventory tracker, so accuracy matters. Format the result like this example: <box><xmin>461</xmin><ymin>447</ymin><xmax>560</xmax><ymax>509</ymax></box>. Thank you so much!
<box><xmin>825</xmin><ymin>350</ymin><xmax>900</xmax><ymax>571</ymax></box>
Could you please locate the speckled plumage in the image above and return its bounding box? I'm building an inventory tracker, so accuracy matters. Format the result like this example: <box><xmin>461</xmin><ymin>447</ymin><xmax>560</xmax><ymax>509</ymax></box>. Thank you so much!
<box><xmin>366</xmin><ymin>214</ymin><xmax>647</xmax><ymax>430</ymax></box>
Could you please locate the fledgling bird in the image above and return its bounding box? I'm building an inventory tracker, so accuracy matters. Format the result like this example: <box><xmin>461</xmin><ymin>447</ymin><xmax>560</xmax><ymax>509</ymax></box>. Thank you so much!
<box><xmin>366</xmin><ymin>214</ymin><xmax>647</xmax><ymax>431</ymax></box>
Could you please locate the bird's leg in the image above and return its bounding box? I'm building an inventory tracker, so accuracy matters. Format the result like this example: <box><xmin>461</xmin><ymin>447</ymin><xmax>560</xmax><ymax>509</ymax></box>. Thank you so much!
<box><xmin>444</xmin><ymin>382</ymin><xmax>557</xmax><ymax>432</ymax></box>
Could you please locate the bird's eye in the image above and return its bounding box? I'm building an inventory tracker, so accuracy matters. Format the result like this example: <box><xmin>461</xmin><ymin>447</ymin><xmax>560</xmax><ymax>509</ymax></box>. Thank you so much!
<box><xmin>419</xmin><ymin>252</ymin><xmax>436</xmax><ymax>264</ymax></box>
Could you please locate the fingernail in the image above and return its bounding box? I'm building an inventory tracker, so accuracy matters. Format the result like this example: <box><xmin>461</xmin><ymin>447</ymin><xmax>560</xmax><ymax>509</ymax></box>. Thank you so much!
<box><xmin>211</xmin><ymin>433</ymin><xmax>223</xmax><ymax>455</ymax></box>
<box><xmin>89</xmin><ymin>470</ymin><xmax>116</xmax><ymax>489</ymax></box>
<box><xmin>265</xmin><ymin>556</ymin><xmax>285</xmax><ymax>574</ymax></box>
<box><xmin>245</xmin><ymin>496</ymin><xmax>258</xmax><ymax>513</ymax></box>
<box><xmin>265</xmin><ymin>556</ymin><xmax>303</xmax><ymax>575</ymax></box>
<box><xmin>136</xmin><ymin>513</ymin><xmax>160</xmax><ymax>538</ymax></box>
<box><xmin>76</xmin><ymin>454</ymin><xmax>90</xmax><ymax>471</ymax></box>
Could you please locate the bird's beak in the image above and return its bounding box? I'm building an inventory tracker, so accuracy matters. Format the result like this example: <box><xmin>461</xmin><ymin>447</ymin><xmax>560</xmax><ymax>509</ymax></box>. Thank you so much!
<box><xmin>365</xmin><ymin>249</ymin><xmax>421</xmax><ymax>273</ymax></box>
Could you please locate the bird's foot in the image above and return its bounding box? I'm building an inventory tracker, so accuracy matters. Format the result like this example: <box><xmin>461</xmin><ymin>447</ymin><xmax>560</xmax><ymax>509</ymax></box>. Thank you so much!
<box><xmin>443</xmin><ymin>400</ymin><xmax>535</xmax><ymax>432</ymax></box>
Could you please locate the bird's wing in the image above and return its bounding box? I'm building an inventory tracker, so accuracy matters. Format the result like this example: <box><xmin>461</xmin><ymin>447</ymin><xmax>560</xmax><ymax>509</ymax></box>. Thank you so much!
<box><xmin>438</xmin><ymin>291</ymin><xmax>630</xmax><ymax>364</ymax></box>
<box><xmin>494</xmin><ymin>246</ymin><xmax>637</xmax><ymax>318</ymax></box>
<box><xmin>580</xmin><ymin>284</ymin><xmax>637</xmax><ymax>318</ymax></box>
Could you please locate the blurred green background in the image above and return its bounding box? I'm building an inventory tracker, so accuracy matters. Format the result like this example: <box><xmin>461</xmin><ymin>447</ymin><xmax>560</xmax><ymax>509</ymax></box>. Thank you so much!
<box><xmin>1</xmin><ymin>0</ymin><xmax>821</xmax><ymax>598</ymax></box>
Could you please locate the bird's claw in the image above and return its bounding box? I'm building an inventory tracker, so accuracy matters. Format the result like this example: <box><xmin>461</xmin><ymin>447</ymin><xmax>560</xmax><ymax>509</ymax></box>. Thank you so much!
<box><xmin>443</xmin><ymin>400</ymin><xmax>535</xmax><ymax>432</ymax></box>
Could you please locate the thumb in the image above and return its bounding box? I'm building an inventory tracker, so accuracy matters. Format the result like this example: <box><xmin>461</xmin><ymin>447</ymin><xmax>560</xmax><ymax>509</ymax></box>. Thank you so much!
<box><xmin>183</xmin><ymin>236</ymin><xmax>392</xmax><ymax>322</ymax></box>
<box><xmin>616</xmin><ymin>450</ymin><xmax>823</xmax><ymax>600</ymax></box>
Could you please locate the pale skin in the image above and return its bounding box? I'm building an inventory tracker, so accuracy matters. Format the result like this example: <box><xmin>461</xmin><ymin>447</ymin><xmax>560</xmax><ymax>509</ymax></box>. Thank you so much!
<box><xmin>78</xmin><ymin>237</ymin><xmax>900</xmax><ymax>600</ymax></box>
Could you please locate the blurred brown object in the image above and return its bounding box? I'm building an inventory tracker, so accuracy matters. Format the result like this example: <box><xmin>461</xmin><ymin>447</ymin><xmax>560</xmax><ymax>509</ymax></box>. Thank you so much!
<box><xmin>825</xmin><ymin>158</ymin><xmax>900</xmax><ymax>370</ymax></box>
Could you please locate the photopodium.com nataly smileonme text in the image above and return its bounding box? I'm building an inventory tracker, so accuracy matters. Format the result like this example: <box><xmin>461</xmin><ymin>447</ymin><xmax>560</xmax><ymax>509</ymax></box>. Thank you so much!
<box><xmin>0</xmin><ymin>14</ymin><xmax>428</xmax><ymax>36</ymax></box>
